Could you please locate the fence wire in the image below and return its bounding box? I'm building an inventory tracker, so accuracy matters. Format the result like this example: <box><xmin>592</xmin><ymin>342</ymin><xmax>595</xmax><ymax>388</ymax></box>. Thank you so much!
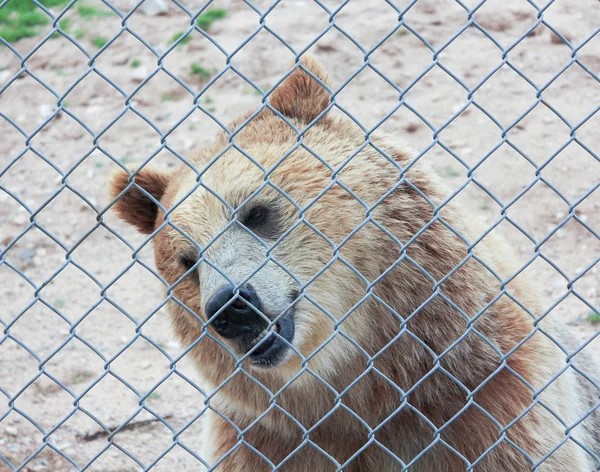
<box><xmin>1</xmin><ymin>0</ymin><xmax>600</xmax><ymax>471</ymax></box>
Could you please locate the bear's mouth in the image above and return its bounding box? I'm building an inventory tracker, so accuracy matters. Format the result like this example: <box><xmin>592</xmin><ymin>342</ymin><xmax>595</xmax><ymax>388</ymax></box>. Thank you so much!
<box><xmin>244</xmin><ymin>310</ymin><xmax>295</xmax><ymax>368</ymax></box>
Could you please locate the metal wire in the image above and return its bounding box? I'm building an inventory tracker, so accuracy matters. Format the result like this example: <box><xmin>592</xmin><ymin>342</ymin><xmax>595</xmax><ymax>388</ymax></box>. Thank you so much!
<box><xmin>1</xmin><ymin>0</ymin><xmax>600</xmax><ymax>470</ymax></box>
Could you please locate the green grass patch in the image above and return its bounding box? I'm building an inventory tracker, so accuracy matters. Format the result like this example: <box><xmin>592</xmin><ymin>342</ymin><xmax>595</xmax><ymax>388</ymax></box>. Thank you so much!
<box><xmin>130</xmin><ymin>58</ymin><xmax>141</xmax><ymax>68</ymax></box>
<box><xmin>91</xmin><ymin>35</ymin><xmax>108</xmax><ymax>48</ymax></box>
<box><xmin>195</xmin><ymin>8</ymin><xmax>226</xmax><ymax>31</ymax></box>
<box><xmin>171</xmin><ymin>31</ymin><xmax>190</xmax><ymax>46</ymax></box>
<box><xmin>119</xmin><ymin>156</ymin><xmax>135</xmax><ymax>164</ymax></box>
<box><xmin>95</xmin><ymin>161</ymin><xmax>104</xmax><ymax>168</ymax></box>
<box><xmin>73</xmin><ymin>29</ymin><xmax>85</xmax><ymax>39</ymax></box>
<box><xmin>0</xmin><ymin>0</ymin><xmax>71</xmax><ymax>43</ymax></box>
<box><xmin>444</xmin><ymin>166</ymin><xmax>460</xmax><ymax>178</ymax></box>
<box><xmin>161</xmin><ymin>93</ymin><xmax>176</xmax><ymax>101</ymax></box>
<box><xmin>190</xmin><ymin>63</ymin><xmax>212</xmax><ymax>81</ymax></box>
<box><xmin>588</xmin><ymin>311</ymin><xmax>600</xmax><ymax>325</ymax></box>
<box><xmin>147</xmin><ymin>392</ymin><xmax>161</xmax><ymax>400</ymax></box>
<box><xmin>71</xmin><ymin>370</ymin><xmax>94</xmax><ymax>384</ymax></box>
<box><xmin>77</xmin><ymin>3</ymin><xmax>114</xmax><ymax>19</ymax></box>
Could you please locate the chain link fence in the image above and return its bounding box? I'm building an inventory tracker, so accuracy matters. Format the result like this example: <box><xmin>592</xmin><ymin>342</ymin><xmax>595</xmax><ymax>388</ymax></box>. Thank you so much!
<box><xmin>2</xmin><ymin>0</ymin><xmax>600</xmax><ymax>470</ymax></box>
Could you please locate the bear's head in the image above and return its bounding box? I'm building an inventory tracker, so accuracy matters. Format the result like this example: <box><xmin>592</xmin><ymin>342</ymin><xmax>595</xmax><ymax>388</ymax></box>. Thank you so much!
<box><xmin>109</xmin><ymin>56</ymin><xmax>479</xmax><ymax>397</ymax></box>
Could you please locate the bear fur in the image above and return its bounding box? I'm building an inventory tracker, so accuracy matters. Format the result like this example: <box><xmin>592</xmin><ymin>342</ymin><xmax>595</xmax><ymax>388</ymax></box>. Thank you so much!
<box><xmin>109</xmin><ymin>56</ymin><xmax>600</xmax><ymax>471</ymax></box>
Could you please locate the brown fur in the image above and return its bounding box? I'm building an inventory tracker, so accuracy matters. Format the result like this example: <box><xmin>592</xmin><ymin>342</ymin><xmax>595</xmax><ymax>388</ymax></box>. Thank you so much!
<box><xmin>109</xmin><ymin>55</ymin><xmax>600</xmax><ymax>471</ymax></box>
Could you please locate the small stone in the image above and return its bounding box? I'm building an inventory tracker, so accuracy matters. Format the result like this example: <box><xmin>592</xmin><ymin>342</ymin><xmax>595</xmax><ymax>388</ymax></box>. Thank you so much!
<box><xmin>316</xmin><ymin>37</ymin><xmax>336</xmax><ymax>52</ymax></box>
<box><xmin>131</xmin><ymin>67</ymin><xmax>149</xmax><ymax>83</ymax></box>
<box><xmin>5</xmin><ymin>426</ymin><xmax>18</xmax><ymax>435</ymax></box>
<box><xmin>38</xmin><ymin>104</ymin><xmax>56</xmax><ymax>119</ymax></box>
<box><xmin>111</xmin><ymin>52</ymin><xmax>130</xmax><ymax>66</ymax></box>
<box><xmin>452</xmin><ymin>103</ymin><xmax>471</xmax><ymax>115</ymax></box>
<box><xmin>404</xmin><ymin>121</ymin><xmax>422</xmax><ymax>133</ymax></box>
<box><xmin>140</xmin><ymin>0</ymin><xmax>168</xmax><ymax>16</ymax></box>
<box><xmin>155</xmin><ymin>112</ymin><xmax>171</xmax><ymax>121</ymax></box>
<box><xmin>550</xmin><ymin>31</ymin><xmax>573</xmax><ymax>45</ymax></box>
<box><xmin>18</xmin><ymin>248</ymin><xmax>35</xmax><ymax>263</ymax></box>
<box><xmin>12</xmin><ymin>214</ymin><xmax>28</xmax><ymax>226</ymax></box>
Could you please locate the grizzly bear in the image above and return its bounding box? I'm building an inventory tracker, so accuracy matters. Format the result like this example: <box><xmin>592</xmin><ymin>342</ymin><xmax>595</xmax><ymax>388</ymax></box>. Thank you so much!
<box><xmin>109</xmin><ymin>56</ymin><xmax>600</xmax><ymax>471</ymax></box>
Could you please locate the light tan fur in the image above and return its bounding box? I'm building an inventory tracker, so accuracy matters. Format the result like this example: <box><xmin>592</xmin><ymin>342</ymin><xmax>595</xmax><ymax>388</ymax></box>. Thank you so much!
<box><xmin>109</xmin><ymin>56</ymin><xmax>600</xmax><ymax>471</ymax></box>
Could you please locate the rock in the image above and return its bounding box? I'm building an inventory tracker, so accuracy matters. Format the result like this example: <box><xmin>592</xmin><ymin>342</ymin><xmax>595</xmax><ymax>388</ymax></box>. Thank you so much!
<box><xmin>12</xmin><ymin>214</ymin><xmax>28</xmax><ymax>226</ymax></box>
<box><xmin>155</xmin><ymin>112</ymin><xmax>171</xmax><ymax>121</ymax></box>
<box><xmin>5</xmin><ymin>426</ymin><xmax>18</xmax><ymax>435</ymax></box>
<box><xmin>38</xmin><ymin>104</ymin><xmax>56</xmax><ymax>119</ymax></box>
<box><xmin>316</xmin><ymin>36</ymin><xmax>336</xmax><ymax>52</ymax></box>
<box><xmin>18</xmin><ymin>248</ymin><xmax>35</xmax><ymax>263</ymax></box>
<box><xmin>131</xmin><ymin>67</ymin><xmax>149</xmax><ymax>83</ymax></box>
<box><xmin>551</xmin><ymin>31</ymin><xmax>572</xmax><ymax>44</ymax></box>
<box><xmin>0</xmin><ymin>70</ymin><xmax>11</xmax><ymax>84</ymax></box>
<box><xmin>404</xmin><ymin>121</ymin><xmax>422</xmax><ymax>133</ymax></box>
<box><xmin>111</xmin><ymin>52</ymin><xmax>130</xmax><ymax>66</ymax></box>
<box><xmin>140</xmin><ymin>0</ymin><xmax>168</xmax><ymax>16</ymax></box>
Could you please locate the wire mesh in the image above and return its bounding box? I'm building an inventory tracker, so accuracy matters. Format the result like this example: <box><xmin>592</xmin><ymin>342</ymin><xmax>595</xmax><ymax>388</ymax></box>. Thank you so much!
<box><xmin>1</xmin><ymin>0</ymin><xmax>600</xmax><ymax>470</ymax></box>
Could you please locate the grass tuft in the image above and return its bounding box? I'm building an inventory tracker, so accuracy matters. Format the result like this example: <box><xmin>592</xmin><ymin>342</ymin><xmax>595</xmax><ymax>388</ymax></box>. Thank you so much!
<box><xmin>130</xmin><ymin>58</ymin><xmax>141</xmax><ymax>68</ymax></box>
<box><xmin>588</xmin><ymin>311</ymin><xmax>600</xmax><ymax>325</ymax></box>
<box><xmin>77</xmin><ymin>3</ymin><xmax>114</xmax><ymax>19</ymax></box>
<box><xmin>195</xmin><ymin>9</ymin><xmax>226</xmax><ymax>31</ymax></box>
<box><xmin>190</xmin><ymin>63</ymin><xmax>213</xmax><ymax>81</ymax></box>
<box><xmin>161</xmin><ymin>93</ymin><xmax>176</xmax><ymax>102</ymax></box>
<box><xmin>0</xmin><ymin>0</ymin><xmax>113</xmax><ymax>43</ymax></box>
<box><xmin>171</xmin><ymin>31</ymin><xmax>190</xmax><ymax>46</ymax></box>
<box><xmin>91</xmin><ymin>35</ymin><xmax>108</xmax><ymax>48</ymax></box>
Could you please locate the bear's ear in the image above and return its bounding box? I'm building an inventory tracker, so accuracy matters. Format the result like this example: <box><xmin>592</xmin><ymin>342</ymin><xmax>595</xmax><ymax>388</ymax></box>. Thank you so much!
<box><xmin>270</xmin><ymin>54</ymin><xmax>332</xmax><ymax>123</ymax></box>
<box><xmin>109</xmin><ymin>165</ymin><xmax>171</xmax><ymax>234</ymax></box>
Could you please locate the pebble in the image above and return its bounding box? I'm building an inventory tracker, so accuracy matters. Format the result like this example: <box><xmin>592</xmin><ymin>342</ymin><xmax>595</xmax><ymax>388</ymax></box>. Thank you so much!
<box><xmin>18</xmin><ymin>248</ymin><xmax>35</xmax><ymax>263</ymax></box>
<box><xmin>38</xmin><ymin>104</ymin><xmax>56</xmax><ymax>119</ymax></box>
<box><xmin>5</xmin><ymin>426</ymin><xmax>18</xmax><ymax>435</ymax></box>
<box><xmin>12</xmin><ymin>215</ymin><xmax>29</xmax><ymax>226</ymax></box>
<box><xmin>155</xmin><ymin>112</ymin><xmax>171</xmax><ymax>121</ymax></box>
<box><xmin>550</xmin><ymin>31</ymin><xmax>573</xmax><ymax>45</ymax></box>
<box><xmin>404</xmin><ymin>121</ymin><xmax>422</xmax><ymax>133</ymax></box>
<box><xmin>140</xmin><ymin>0</ymin><xmax>168</xmax><ymax>15</ymax></box>
<box><xmin>131</xmin><ymin>67</ymin><xmax>149</xmax><ymax>83</ymax></box>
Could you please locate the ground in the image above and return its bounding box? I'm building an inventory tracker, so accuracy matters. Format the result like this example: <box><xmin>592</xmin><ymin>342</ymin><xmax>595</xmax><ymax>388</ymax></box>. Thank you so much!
<box><xmin>1</xmin><ymin>0</ymin><xmax>600</xmax><ymax>470</ymax></box>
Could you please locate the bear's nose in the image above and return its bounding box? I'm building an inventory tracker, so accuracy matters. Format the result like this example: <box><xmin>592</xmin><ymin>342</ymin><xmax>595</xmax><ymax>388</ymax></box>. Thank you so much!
<box><xmin>205</xmin><ymin>284</ymin><xmax>265</xmax><ymax>339</ymax></box>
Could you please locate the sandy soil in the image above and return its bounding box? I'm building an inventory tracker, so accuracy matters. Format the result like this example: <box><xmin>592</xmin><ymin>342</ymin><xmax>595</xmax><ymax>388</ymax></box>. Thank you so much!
<box><xmin>1</xmin><ymin>0</ymin><xmax>600</xmax><ymax>470</ymax></box>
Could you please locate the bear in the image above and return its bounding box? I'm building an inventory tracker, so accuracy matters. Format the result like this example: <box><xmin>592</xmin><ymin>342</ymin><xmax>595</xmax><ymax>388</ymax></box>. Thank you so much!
<box><xmin>109</xmin><ymin>55</ymin><xmax>600</xmax><ymax>471</ymax></box>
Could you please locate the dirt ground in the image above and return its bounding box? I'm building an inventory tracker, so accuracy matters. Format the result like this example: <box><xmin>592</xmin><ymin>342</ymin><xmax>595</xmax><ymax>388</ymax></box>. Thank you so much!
<box><xmin>1</xmin><ymin>0</ymin><xmax>600</xmax><ymax>470</ymax></box>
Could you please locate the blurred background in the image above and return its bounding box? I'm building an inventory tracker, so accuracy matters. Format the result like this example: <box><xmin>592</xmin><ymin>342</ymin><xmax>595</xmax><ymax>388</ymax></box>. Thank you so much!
<box><xmin>1</xmin><ymin>0</ymin><xmax>599</xmax><ymax>470</ymax></box>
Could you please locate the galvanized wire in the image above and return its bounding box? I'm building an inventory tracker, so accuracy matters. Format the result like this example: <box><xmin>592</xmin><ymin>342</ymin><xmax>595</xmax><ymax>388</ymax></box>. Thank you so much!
<box><xmin>1</xmin><ymin>0</ymin><xmax>600</xmax><ymax>470</ymax></box>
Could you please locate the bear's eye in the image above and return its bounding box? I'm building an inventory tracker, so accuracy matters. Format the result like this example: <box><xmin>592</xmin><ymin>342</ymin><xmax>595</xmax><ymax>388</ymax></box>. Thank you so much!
<box><xmin>180</xmin><ymin>255</ymin><xmax>197</xmax><ymax>271</ymax></box>
<box><xmin>244</xmin><ymin>206</ymin><xmax>268</xmax><ymax>227</ymax></box>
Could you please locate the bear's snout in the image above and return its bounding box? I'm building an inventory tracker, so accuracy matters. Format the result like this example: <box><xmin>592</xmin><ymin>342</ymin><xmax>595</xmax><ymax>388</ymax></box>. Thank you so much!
<box><xmin>204</xmin><ymin>283</ymin><xmax>296</xmax><ymax>367</ymax></box>
<box><xmin>205</xmin><ymin>284</ymin><xmax>265</xmax><ymax>339</ymax></box>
